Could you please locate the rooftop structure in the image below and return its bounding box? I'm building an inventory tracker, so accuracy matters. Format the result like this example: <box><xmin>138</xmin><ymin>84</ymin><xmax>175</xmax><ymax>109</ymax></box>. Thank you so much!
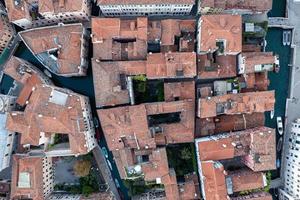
<box><xmin>231</xmin><ymin>192</ymin><xmax>273</xmax><ymax>200</ymax></box>
<box><xmin>5</xmin><ymin>0</ymin><xmax>90</xmax><ymax>29</ymax></box>
<box><xmin>198</xmin><ymin>0</ymin><xmax>272</xmax><ymax>15</ymax></box>
<box><xmin>11</xmin><ymin>154</ymin><xmax>54</xmax><ymax>200</ymax></box>
<box><xmin>197</xmin><ymin>14</ymin><xmax>242</xmax><ymax>55</ymax></box>
<box><xmin>164</xmin><ymin>81</ymin><xmax>195</xmax><ymax>102</ymax></box>
<box><xmin>239</xmin><ymin>72</ymin><xmax>270</xmax><ymax>92</ymax></box>
<box><xmin>19</xmin><ymin>23</ymin><xmax>89</xmax><ymax>77</ymax></box>
<box><xmin>5</xmin><ymin>85</ymin><xmax>96</xmax><ymax>156</ymax></box>
<box><xmin>92</xmin><ymin>59</ymin><xmax>146</xmax><ymax>107</ymax></box>
<box><xmin>3</xmin><ymin>56</ymin><xmax>52</xmax><ymax>106</ymax></box>
<box><xmin>238</xmin><ymin>52</ymin><xmax>279</xmax><ymax>74</ymax></box>
<box><xmin>148</xmin><ymin>19</ymin><xmax>196</xmax><ymax>52</ymax></box>
<box><xmin>98</xmin><ymin>100</ymin><xmax>195</xmax><ymax>153</ymax></box>
<box><xmin>92</xmin><ymin>52</ymin><xmax>196</xmax><ymax>107</ymax></box>
<box><xmin>91</xmin><ymin>17</ymin><xmax>148</xmax><ymax>61</ymax></box>
<box><xmin>146</xmin><ymin>52</ymin><xmax>197</xmax><ymax>79</ymax></box>
<box><xmin>196</xmin><ymin>126</ymin><xmax>276</xmax><ymax>171</ymax></box>
<box><xmin>197</xmin><ymin>53</ymin><xmax>237</xmax><ymax>79</ymax></box>
<box><xmin>196</xmin><ymin>127</ymin><xmax>276</xmax><ymax>199</ymax></box>
<box><xmin>197</xmin><ymin>90</ymin><xmax>275</xmax><ymax>118</ymax></box>
<box><xmin>196</xmin><ymin>113</ymin><xmax>265</xmax><ymax>137</ymax></box>
<box><xmin>96</xmin><ymin>0</ymin><xmax>195</xmax><ymax>17</ymax></box>
<box><xmin>0</xmin><ymin>2</ymin><xmax>15</xmax><ymax>54</ymax></box>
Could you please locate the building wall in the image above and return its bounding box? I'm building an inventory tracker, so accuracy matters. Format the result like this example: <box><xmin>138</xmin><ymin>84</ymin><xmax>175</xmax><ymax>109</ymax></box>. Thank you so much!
<box><xmin>42</xmin><ymin>157</ymin><xmax>54</xmax><ymax>198</ymax></box>
<box><xmin>282</xmin><ymin>119</ymin><xmax>300</xmax><ymax>199</ymax></box>
<box><xmin>0</xmin><ymin>12</ymin><xmax>15</xmax><ymax>54</ymax></box>
<box><xmin>99</xmin><ymin>4</ymin><xmax>193</xmax><ymax>16</ymax></box>
<box><xmin>47</xmin><ymin>193</ymin><xmax>81</xmax><ymax>200</ymax></box>
<box><xmin>0</xmin><ymin>95</ymin><xmax>17</xmax><ymax>172</ymax></box>
<box><xmin>80</xmin><ymin>95</ymin><xmax>96</xmax><ymax>153</ymax></box>
<box><xmin>10</xmin><ymin>1</ymin><xmax>90</xmax><ymax>29</ymax></box>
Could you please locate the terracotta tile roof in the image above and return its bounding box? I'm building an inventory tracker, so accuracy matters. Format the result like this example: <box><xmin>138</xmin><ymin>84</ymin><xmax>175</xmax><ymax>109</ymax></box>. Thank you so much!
<box><xmin>6</xmin><ymin>85</ymin><xmax>94</xmax><ymax>155</ymax></box>
<box><xmin>239</xmin><ymin>73</ymin><xmax>270</xmax><ymax>92</ymax></box>
<box><xmin>146</xmin><ymin>52</ymin><xmax>197</xmax><ymax>79</ymax></box>
<box><xmin>197</xmin><ymin>91</ymin><xmax>275</xmax><ymax>118</ymax></box>
<box><xmin>145</xmin><ymin>100</ymin><xmax>195</xmax><ymax>144</ymax></box>
<box><xmin>196</xmin><ymin>113</ymin><xmax>265</xmax><ymax>137</ymax></box>
<box><xmin>151</xmin><ymin>19</ymin><xmax>195</xmax><ymax>52</ymax></box>
<box><xmin>197</xmin><ymin>53</ymin><xmax>237</xmax><ymax>79</ymax></box>
<box><xmin>200</xmin><ymin>161</ymin><xmax>228</xmax><ymax>200</ymax></box>
<box><xmin>98</xmin><ymin>100</ymin><xmax>194</xmax><ymax>151</ymax></box>
<box><xmin>97</xmin><ymin>0</ymin><xmax>195</xmax><ymax>5</ymax></box>
<box><xmin>10</xmin><ymin>155</ymin><xmax>44</xmax><ymax>200</ymax></box>
<box><xmin>161</xmin><ymin>170</ymin><xmax>180</xmax><ymax>200</ymax></box>
<box><xmin>92</xmin><ymin>17</ymin><xmax>147</xmax><ymax>61</ymax></box>
<box><xmin>196</xmin><ymin>127</ymin><xmax>275</xmax><ymax>200</ymax></box>
<box><xmin>97</xmin><ymin>104</ymin><xmax>155</xmax><ymax>151</ymax></box>
<box><xmin>228</xmin><ymin>169</ymin><xmax>266</xmax><ymax>192</ymax></box>
<box><xmin>4</xmin><ymin>0</ymin><xmax>32</xmax><ymax>22</ymax></box>
<box><xmin>164</xmin><ymin>81</ymin><xmax>195</xmax><ymax>102</ymax></box>
<box><xmin>231</xmin><ymin>192</ymin><xmax>273</xmax><ymax>200</ymax></box>
<box><xmin>39</xmin><ymin>0</ymin><xmax>85</xmax><ymax>14</ymax></box>
<box><xmin>3</xmin><ymin>56</ymin><xmax>52</xmax><ymax>106</ymax></box>
<box><xmin>242</xmin><ymin>127</ymin><xmax>276</xmax><ymax>171</ymax></box>
<box><xmin>239</xmin><ymin>52</ymin><xmax>276</xmax><ymax>74</ymax></box>
<box><xmin>142</xmin><ymin>148</ymin><xmax>170</xmax><ymax>182</ymax></box>
<box><xmin>92</xmin><ymin>59</ymin><xmax>146</xmax><ymax>107</ymax></box>
<box><xmin>242</xmin><ymin>44</ymin><xmax>262</xmax><ymax>52</ymax></box>
<box><xmin>199</xmin><ymin>14</ymin><xmax>242</xmax><ymax>54</ymax></box>
<box><xmin>19</xmin><ymin>23</ymin><xmax>86</xmax><ymax>76</ymax></box>
<box><xmin>200</xmin><ymin>0</ymin><xmax>272</xmax><ymax>12</ymax></box>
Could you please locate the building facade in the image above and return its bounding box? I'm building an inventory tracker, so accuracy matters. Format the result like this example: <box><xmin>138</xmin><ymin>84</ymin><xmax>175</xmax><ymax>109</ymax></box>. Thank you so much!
<box><xmin>0</xmin><ymin>95</ymin><xmax>16</xmax><ymax>173</ymax></box>
<box><xmin>5</xmin><ymin>0</ymin><xmax>91</xmax><ymax>29</ymax></box>
<box><xmin>0</xmin><ymin>2</ymin><xmax>15</xmax><ymax>55</ymax></box>
<box><xmin>97</xmin><ymin>0</ymin><xmax>194</xmax><ymax>16</ymax></box>
<box><xmin>280</xmin><ymin>119</ymin><xmax>300</xmax><ymax>200</ymax></box>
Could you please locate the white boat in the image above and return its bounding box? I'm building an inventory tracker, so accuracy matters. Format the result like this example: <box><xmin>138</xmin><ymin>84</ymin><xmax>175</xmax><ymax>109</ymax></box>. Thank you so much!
<box><xmin>277</xmin><ymin>116</ymin><xmax>284</xmax><ymax>135</ymax></box>
<box><xmin>277</xmin><ymin>137</ymin><xmax>283</xmax><ymax>152</ymax></box>
<box><xmin>44</xmin><ymin>69</ymin><xmax>52</xmax><ymax>78</ymax></box>
<box><xmin>287</xmin><ymin>30</ymin><xmax>291</xmax><ymax>46</ymax></box>
<box><xmin>283</xmin><ymin>31</ymin><xmax>287</xmax><ymax>46</ymax></box>
<box><xmin>270</xmin><ymin>110</ymin><xmax>274</xmax><ymax>119</ymax></box>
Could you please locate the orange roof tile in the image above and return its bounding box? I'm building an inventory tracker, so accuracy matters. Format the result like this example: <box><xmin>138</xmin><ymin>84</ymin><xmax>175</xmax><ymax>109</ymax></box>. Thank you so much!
<box><xmin>92</xmin><ymin>17</ymin><xmax>147</xmax><ymax>61</ymax></box>
<box><xmin>6</xmin><ymin>85</ymin><xmax>94</xmax><ymax>155</ymax></box>
<box><xmin>10</xmin><ymin>155</ymin><xmax>44</xmax><ymax>200</ymax></box>
<box><xmin>199</xmin><ymin>14</ymin><xmax>242</xmax><ymax>54</ymax></box>
<box><xmin>164</xmin><ymin>81</ymin><xmax>195</xmax><ymax>102</ymax></box>
<box><xmin>4</xmin><ymin>0</ymin><xmax>32</xmax><ymax>22</ymax></box>
<box><xmin>92</xmin><ymin>59</ymin><xmax>146</xmax><ymax>107</ymax></box>
<box><xmin>197</xmin><ymin>91</ymin><xmax>275</xmax><ymax>118</ymax></box>
<box><xmin>146</xmin><ymin>52</ymin><xmax>197</xmax><ymax>79</ymax></box>
<box><xmin>200</xmin><ymin>161</ymin><xmax>228</xmax><ymax>200</ymax></box>
<box><xmin>231</xmin><ymin>192</ymin><xmax>273</xmax><ymax>200</ymax></box>
<box><xmin>228</xmin><ymin>169</ymin><xmax>265</xmax><ymax>192</ymax></box>
<box><xmin>19</xmin><ymin>23</ymin><xmax>86</xmax><ymax>76</ymax></box>
<box><xmin>197</xmin><ymin>53</ymin><xmax>237</xmax><ymax>79</ymax></box>
<box><xmin>239</xmin><ymin>52</ymin><xmax>276</xmax><ymax>74</ymax></box>
<box><xmin>201</xmin><ymin>0</ymin><xmax>272</xmax><ymax>12</ymax></box>
<box><xmin>39</xmin><ymin>0</ymin><xmax>85</xmax><ymax>14</ymax></box>
<box><xmin>3</xmin><ymin>56</ymin><xmax>52</xmax><ymax>106</ymax></box>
